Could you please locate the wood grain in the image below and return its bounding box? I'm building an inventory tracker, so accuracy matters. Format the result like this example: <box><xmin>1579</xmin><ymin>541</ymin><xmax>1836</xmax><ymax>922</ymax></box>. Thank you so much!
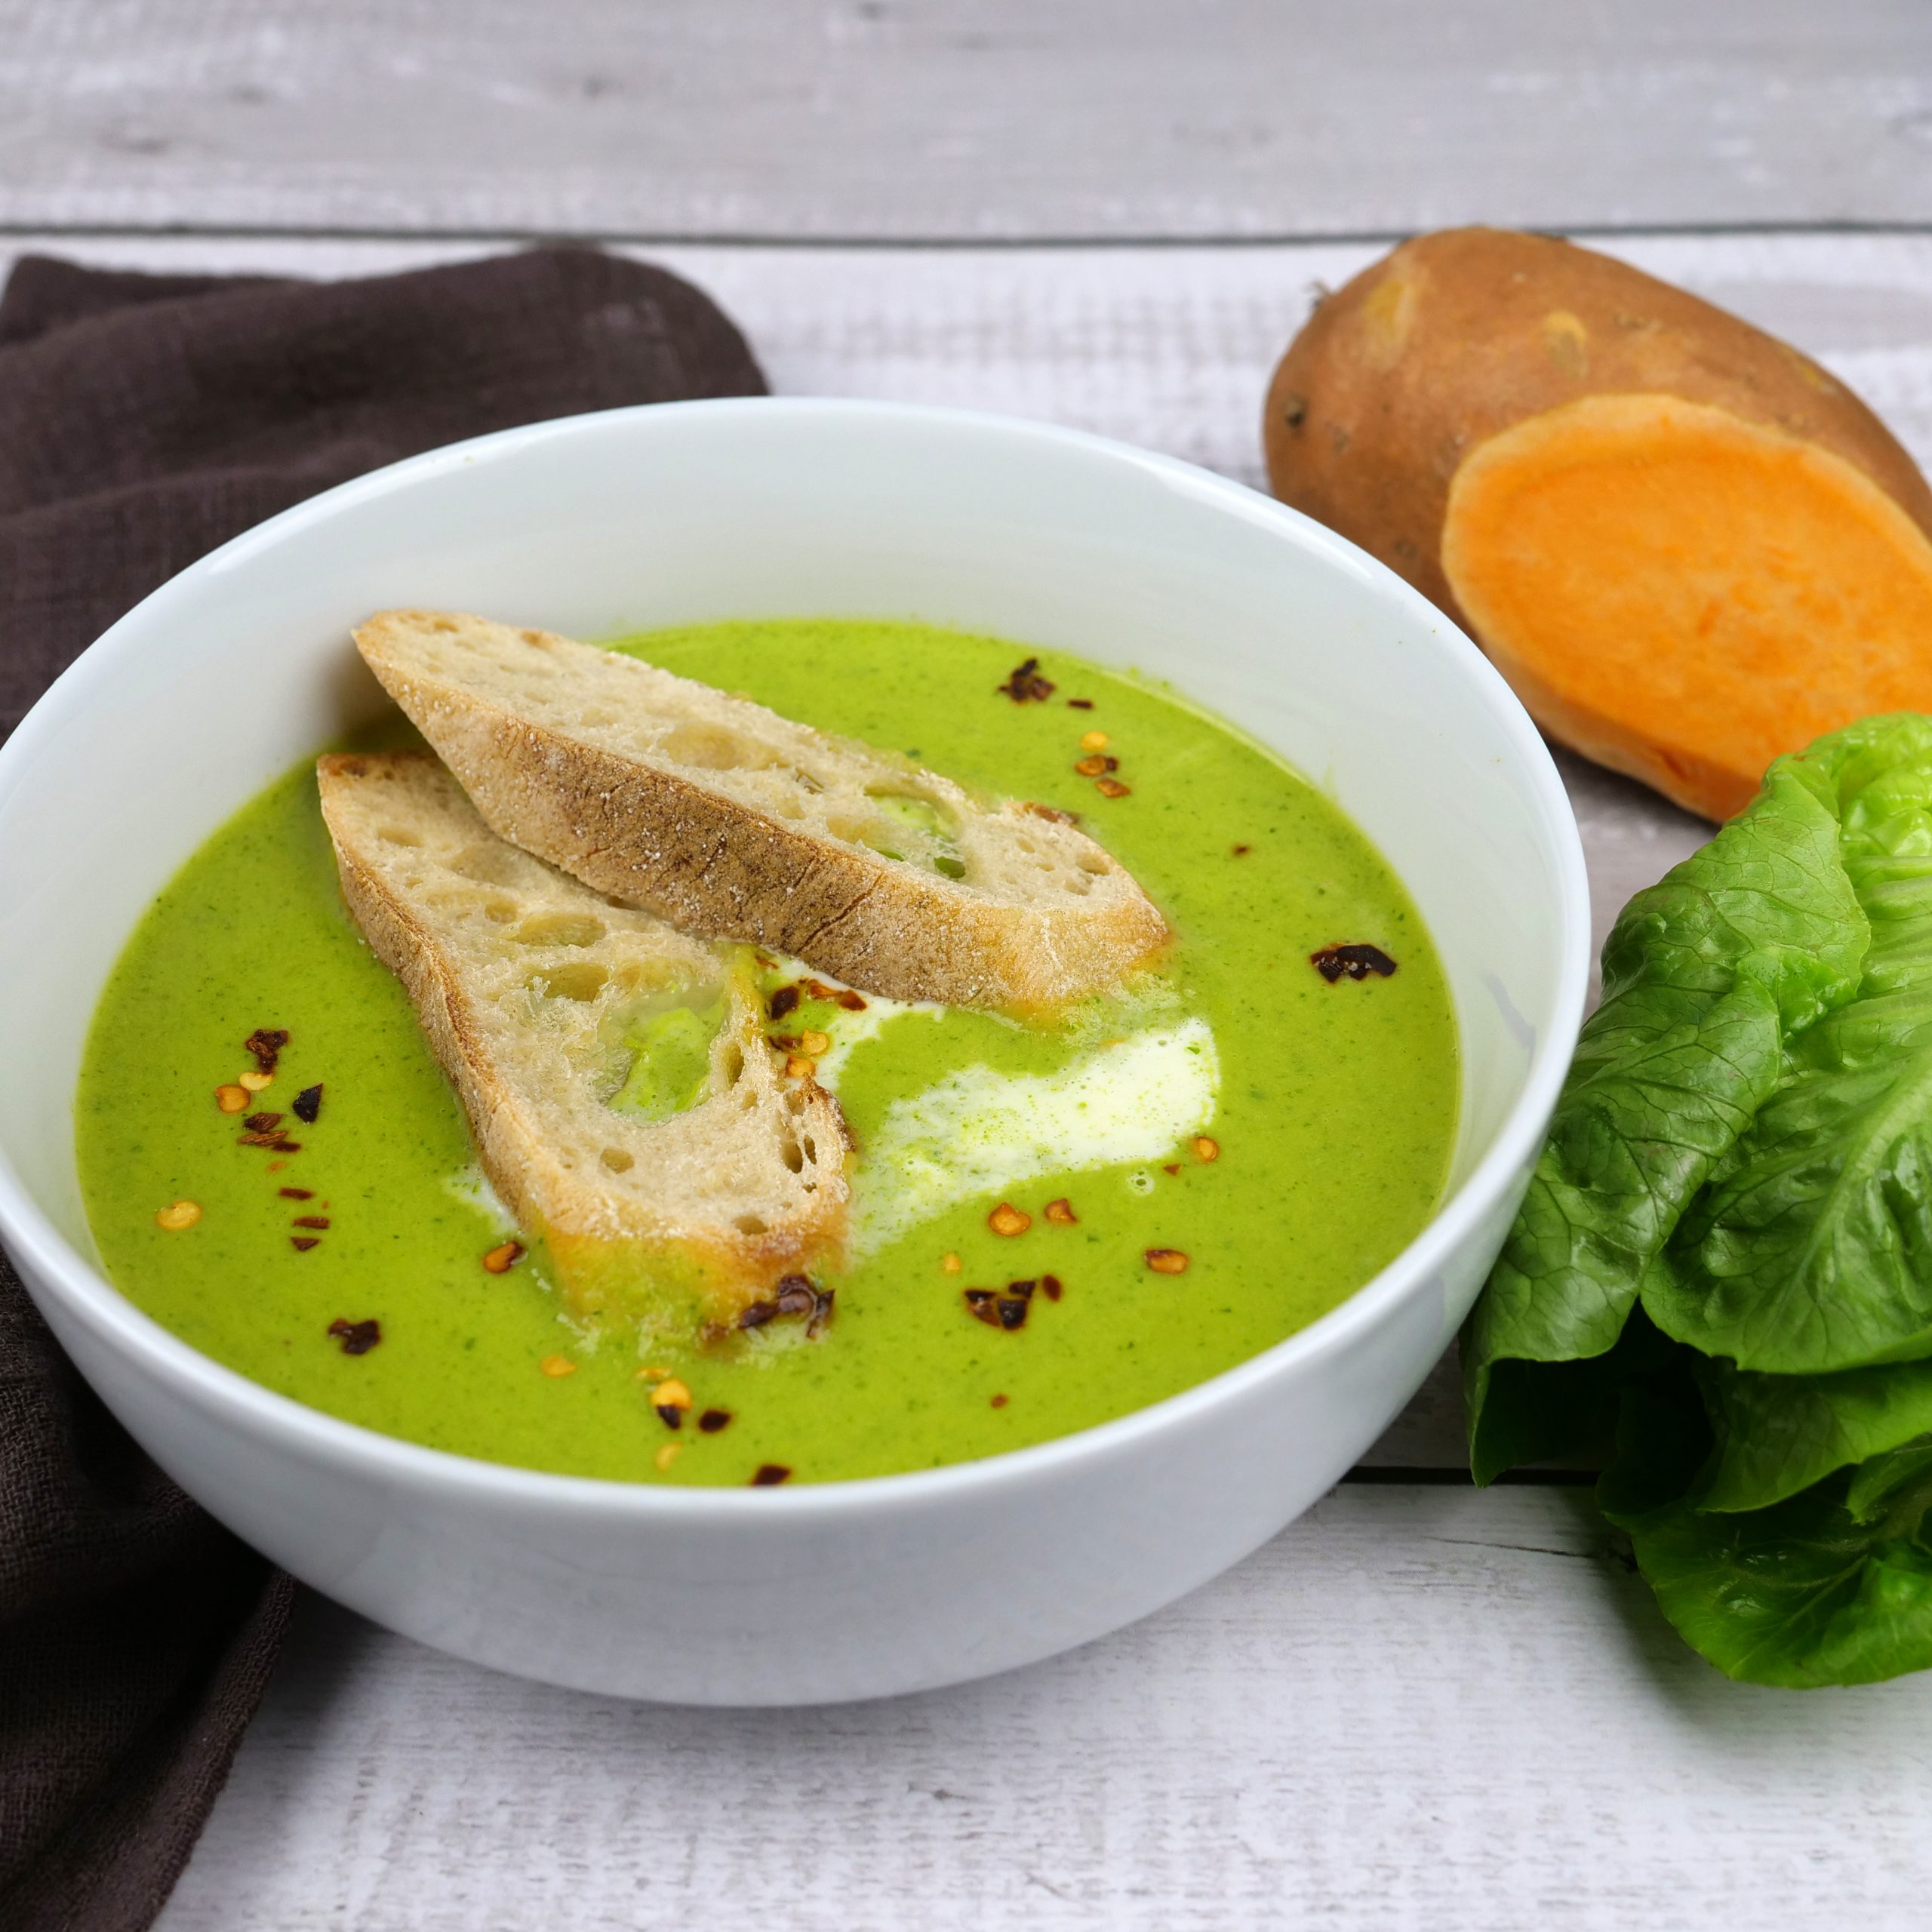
<box><xmin>155</xmin><ymin>1487</ymin><xmax>1932</xmax><ymax>1930</ymax></box>
<box><xmin>8</xmin><ymin>230</ymin><xmax>1927</xmax><ymax>495</ymax></box>
<box><xmin>3</xmin><ymin>2</ymin><xmax>1930</xmax><ymax>238</ymax></box>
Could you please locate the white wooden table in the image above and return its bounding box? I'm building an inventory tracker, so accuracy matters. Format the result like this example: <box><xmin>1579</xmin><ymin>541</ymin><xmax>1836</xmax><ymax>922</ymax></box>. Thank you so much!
<box><xmin>8</xmin><ymin>5</ymin><xmax>1932</xmax><ymax>1924</ymax></box>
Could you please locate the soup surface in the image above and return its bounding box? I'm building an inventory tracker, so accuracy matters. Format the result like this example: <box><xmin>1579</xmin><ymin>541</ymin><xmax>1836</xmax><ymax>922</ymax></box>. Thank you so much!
<box><xmin>78</xmin><ymin>620</ymin><xmax>1458</xmax><ymax>1484</ymax></box>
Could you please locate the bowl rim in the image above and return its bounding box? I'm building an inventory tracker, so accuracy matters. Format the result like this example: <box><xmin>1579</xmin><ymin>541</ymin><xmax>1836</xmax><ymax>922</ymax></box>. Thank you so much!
<box><xmin>0</xmin><ymin>395</ymin><xmax>1592</xmax><ymax>1520</ymax></box>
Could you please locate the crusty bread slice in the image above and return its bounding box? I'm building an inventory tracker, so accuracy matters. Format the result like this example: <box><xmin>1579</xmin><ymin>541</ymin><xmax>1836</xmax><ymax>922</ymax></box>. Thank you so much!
<box><xmin>353</xmin><ymin>609</ymin><xmax>1171</xmax><ymax>1010</ymax></box>
<box><xmin>316</xmin><ymin>751</ymin><xmax>850</xmax><ymax>1340</ymax></box>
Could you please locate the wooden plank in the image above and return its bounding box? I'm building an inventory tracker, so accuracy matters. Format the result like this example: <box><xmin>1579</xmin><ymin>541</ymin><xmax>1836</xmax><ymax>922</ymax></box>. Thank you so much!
<box><xmin>8</xmin><ymin>231</ymin><xmax>1929</xmax><ymax>497</ymax></box>
<box><xmin>155</xmin><ymin>1484</ymin><xmax>1932</xmax><ymax>1930</ymax></box>
<box><xmin>9</xmin><ymin>227</ymin><xmax>1928</xmax><ymax>1469</ymax></box>
<box><xmin>3</xmin><ymin>2</ymin><xmax>1930</xmax><ymax>238</ymax></box>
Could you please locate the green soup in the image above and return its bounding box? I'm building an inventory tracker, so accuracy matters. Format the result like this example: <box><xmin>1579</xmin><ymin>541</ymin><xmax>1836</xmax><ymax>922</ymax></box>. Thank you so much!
<box><xmin>76</xmin><ymin>621</ymin><xmax>1459</xmax><ymax>1485</ymax></box>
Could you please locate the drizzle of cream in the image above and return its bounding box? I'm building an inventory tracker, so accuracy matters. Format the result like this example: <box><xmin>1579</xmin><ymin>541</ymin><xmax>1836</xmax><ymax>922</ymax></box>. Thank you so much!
<box><xmin>852</xmin><ymin>1018</ymin><xmax>1220</xmax><ymax>1254</ymax></box>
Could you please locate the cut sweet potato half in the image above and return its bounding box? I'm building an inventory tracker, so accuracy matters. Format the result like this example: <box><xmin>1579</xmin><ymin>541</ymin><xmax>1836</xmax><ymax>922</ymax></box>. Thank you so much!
<box><xmin>1442</xmin><ymin>393</ymin><xmax>1932</xmax><ymax>821</ymax></box>
<box><xmin>1263</xmin><ymin>228</ymin><xmax>1932</xmax><ymax>823</ymax></box>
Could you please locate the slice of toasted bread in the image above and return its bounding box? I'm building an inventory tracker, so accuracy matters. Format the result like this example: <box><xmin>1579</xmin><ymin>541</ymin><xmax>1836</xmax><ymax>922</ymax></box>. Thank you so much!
<box><xmin>353</xmin><ymin>610</ymin><xmax>1171</xmax><ymax>1010</ymax></box>
<box><xmin>316</xmin><ymin>751</ymin><xmax>850</xmax><ymax>1340</ymax></box>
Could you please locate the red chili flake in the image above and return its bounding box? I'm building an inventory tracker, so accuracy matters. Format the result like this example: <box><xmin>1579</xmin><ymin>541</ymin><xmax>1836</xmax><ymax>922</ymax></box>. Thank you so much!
<box><xmin>768</xmin><ymin>985</ymin><xmax>801</xmax><ymax>1022</ymax></box>
<box><xmin>243</xmin><ymin>1112</ymin><xmax>283</xmax><ymax>1133</ymax></box>
<box><xmin>770</xmin><ymin>1277</ymin><xmax>819</xmax><ymax>1318</ymax></box>
<box><xmin>290</xmin><ymin>1236</ymin><xmax>319</xmax><ymax>1253</ymax></box>
<box><xmin>278</xmin><ymin>1186</ymin><xmax>314</xmax><ymax>1201</ymax></box>
<box><xmin>1072</xmin><ymin>753</ymin><xmax>1119</xmax><ymax>778</ymax></box>
<box><xmin>1310</xmin><ymin>943</ymin><xmax>1398</xmax><ymax>983</ymax></box>
<box><xmin>327</xmin><ymin>1317</ymin><xmax>380</xmax><ymax>1354</ymax></box>
<box><xmin>1066</xmin><ymin>698</ymin><xmax>1094</xmax><ymax>710</ymax></box>
<box><xmin>1094</xmin><ymin>777</ymin><xmax>1131</xmax><ymax>799</ymax></box>
<box><xmin>240</xmin><ymin>1131</ymin><xmax>302</xmax><ymax>1151</ymax></box>
<box><xmin>750</xmin><ymin>1463</ymin><xmax>792</xmax><ymax>1487</ymax></box>
<box><xmin>1041</xmin><ymin>1274</ymin><xmax>1063</xmax><ymax>1303</ymax></box>
<box><xmin>244</xmin><ymin>1028</ymin><xmax>289</xmax><ymax>1074</ymax></box>
<box><xmin>291</xmin><ymin>1214</ymin><xmax>331</xmax><ymax>1229</ymax></box>
<box><xmin>1021</xmin><ymin>800</ymin><xmax>1079</xmax><ymax>825</ymax></box>
<box><xmin>798</xmin><ymin>978</ymin><xmax>867</xmax><ymax>1014</ymax></box>
<box><xmin>737</xmin><ymin>1275</ymin><xmax>834</xmax><ymax>1338</ymax></box>
<box><xmin>1161</xmin><ymin>1162</ymin><xmax>1181</xmax><ymax>1177</ymax></box>
<box><xmin>697</xmin><ymin>1408</ymin><xmax>732</xmax><ymax>1433</ymax></box>
<box><xmin>997</xmin><ymin>656</ymin><xmax>1057</xmax><ymax>703</ymax></box>
<box><xmin>292</xmin><ymin>1084</ymin><xmax>324</xmax><ymax>1124</ymax></box>
<box><xmin>1232</xmin><ymin>844</ymin><xmax>1251</xmax><ymax>856</ymax></box>
<box><xmin>991</xmin><ymin>1392</ymin><xmax>1009</xmax><ymax>1407</ymax></box>
<box><xmin>654</xmin><ymin>1401</ymin><xmax>686</xmax><ymax>1430</ymax></box>
<box><xmin>968</xmin><ymin>1281</ymin><xmax>1036</xmax><ymax>1331</ymax></box>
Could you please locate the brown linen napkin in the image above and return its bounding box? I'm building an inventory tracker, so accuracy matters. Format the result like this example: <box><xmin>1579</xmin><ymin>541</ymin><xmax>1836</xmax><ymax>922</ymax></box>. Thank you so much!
<box><xmin>0</xmin><ymin>246</ymin><xmax>768</xmax><ymax>1932</ymax></box>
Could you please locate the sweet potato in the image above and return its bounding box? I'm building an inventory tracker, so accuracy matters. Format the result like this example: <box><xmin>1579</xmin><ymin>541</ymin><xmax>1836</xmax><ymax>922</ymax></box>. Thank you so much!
<box><xmin>1263</xmin><ymin>227</ymin><xmax>1932</xmax><ymax>820</ymax></box>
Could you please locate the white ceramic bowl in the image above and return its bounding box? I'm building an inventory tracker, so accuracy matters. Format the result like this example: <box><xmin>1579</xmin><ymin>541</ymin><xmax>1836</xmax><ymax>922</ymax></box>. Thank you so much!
<box><xmin>0</xmin><ymin>400</ymin><xmax>1589</xmax><ymax>1704</ymax></box>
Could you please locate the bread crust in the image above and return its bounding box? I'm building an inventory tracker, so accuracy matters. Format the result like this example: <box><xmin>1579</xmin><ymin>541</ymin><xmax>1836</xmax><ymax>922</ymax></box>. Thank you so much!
<box><xmin>1263</xmin><ymin>226</ymin><xmax>1932</xmax><ymax>628</ymax></box>
<box><xmin>318</xmin><ymin>751</ymin><xmax>851</xmax><ymax>1337</ymax></box>
<box><xmin>355</xmin><ymin>611</ymin><xmax>1171</xmax><ymax>1011</ymax></box>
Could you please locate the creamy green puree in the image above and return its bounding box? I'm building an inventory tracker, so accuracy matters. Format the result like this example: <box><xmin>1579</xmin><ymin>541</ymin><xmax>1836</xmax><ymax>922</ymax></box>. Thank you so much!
<box><xmin>77</xmin><ymin>621</ymin><xmax>1458</xmax><ymax>1485</ymax></box>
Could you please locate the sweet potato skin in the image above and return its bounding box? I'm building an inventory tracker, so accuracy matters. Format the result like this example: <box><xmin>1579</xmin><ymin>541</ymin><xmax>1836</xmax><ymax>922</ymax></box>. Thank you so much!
<box><xmin>1263</xmin><ymin>226</ymin><xmax>1932</xmax><ymax>631</ymax></box>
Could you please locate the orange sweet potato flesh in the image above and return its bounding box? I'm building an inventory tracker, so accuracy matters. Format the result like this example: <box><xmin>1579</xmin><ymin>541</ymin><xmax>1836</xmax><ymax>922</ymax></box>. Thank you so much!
<box><xmin>1263</xmin><ymin>228</ymin><xmax>1932</xmax><ymax>821</ymax></box>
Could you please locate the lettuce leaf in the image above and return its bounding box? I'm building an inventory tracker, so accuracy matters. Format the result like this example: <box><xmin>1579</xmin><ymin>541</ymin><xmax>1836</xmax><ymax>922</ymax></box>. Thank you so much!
<box><xmin>1465</xmin><ymin>715</ymin><xmax>1932</xmax><ymax>1686</ymax></box>
<box><xmin>1589</xmin><ymin>1345</ymin><xmax>1932</xmax><ymax>1688</ymax></box>
<box><xmin>1697</xmin><ymin>1355</ymin><xmax>1932</xmax><ymax>1512</ymax></box>
<box><xmin>1465</xmin><ymin>754</ymin><xmax>1866</xmax><ymax>1479</ymax></box>
<box><xmin>1607</xmin><ymin>1451</ymin><xmax>1932</xmax><ymax>1689</ymax></box>
<box><xmin>1644</xmin><ymin>718</ymin><xmax>1932</xmax><ymax>1372</ymax></box>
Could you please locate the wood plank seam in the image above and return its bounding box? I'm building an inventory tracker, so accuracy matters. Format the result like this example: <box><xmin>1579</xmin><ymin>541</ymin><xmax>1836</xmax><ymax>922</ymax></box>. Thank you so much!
<box><xmin>3</xmin><ymin>219</ymin><xmax>1932</xmax><ymax>248</ymax></box>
